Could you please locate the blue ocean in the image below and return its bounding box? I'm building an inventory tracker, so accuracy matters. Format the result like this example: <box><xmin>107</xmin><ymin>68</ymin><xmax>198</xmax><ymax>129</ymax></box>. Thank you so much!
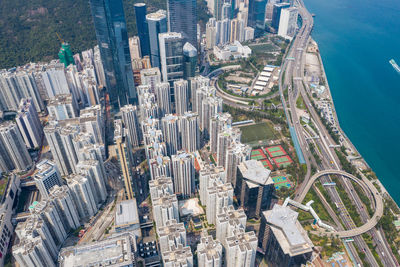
<box><xmin>304</xmin><ymin>0</ymin><xmax>400</xmax><ymax>202</ymax></box>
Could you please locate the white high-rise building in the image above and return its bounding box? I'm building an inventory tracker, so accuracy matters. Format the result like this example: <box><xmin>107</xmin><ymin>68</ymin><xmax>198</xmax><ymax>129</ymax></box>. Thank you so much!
<box><xmin>180</xmin><ymin>112</ymin><xmax>200</xmax><ymax>153</ymax></box>
<box><xmin>199</xmin><ymin>164</ymin><xmax>226</xmax><ymax>205</ymax></box>
<box><xmin>140</xmin><ymin>68</ymin><xmax>162</xmax><ymax>91</ymax></box>
<box><xmin>225</xmin><ymin>228</ymin><xmax>258</xmax><ymax>267</ymax></box>
<box><xmin>190</xmin><ymin>76</ymin><xmax>213</xmax><ymax>115</ymax></box>
<box><xmin>161</xmin><ymin>114</ymin><xmax>180</xmax><ymax>155</ymax></box>
<box><xmin>174</xmin><ymin>79</ymin><xmax>189</xmax><ymax>115</ymax></box>
<box><xmin>244</xmin><ymin>27</ymin><xmax>255</xmax><ymax>41</ymax></box>
<box><xmin>158</xmin><ymin>219</ymin><xmax>187</xmax><ymax>253</ymax></box>
<box><xmin>13</xmin><ymin>237</ymin><xmax>56</xmax><ymax>267</ymax></box>
<box><xmin>171</xmin><ymin>151</ymin><xmax>195</xmax><ymax>197</ymax></box>
<box><xmin>152</xmin><ymin>192</ymin><xmax>179</xmax><ymax>228</ymax></box>
<box><xmin>129</xmin><ymin>36</ymin><xmax>142</xmax><ymax>60</ymax></box>
<box><xmin>76</xmin><ymin>160</ymin><xmax>107</xmax><ymax>203</ymax></box>
<box><xmin>121</xmin><ymin>104</ymin><xmax>141</xmax><ymax>148</ymax></box>
<box><xmin>0</xmin><ymin>121</ymin><xmax>32</xmax><ymax>171</ymax></box>
<box><xmin>210</xmin><ymin>113</ymin><xmax>232</xmax><ymax>153</ymax></box>
<box><xmin>206</xmin><ymin>180</ymin><xmax>233</xmax><ymax>225</ymax></box>
<box><xmin>34</xmin><ymin>160</ymin><xmax>62</xmax><ymax>199</ymax></box>
<box><xmin>216</xmin><ymin>127</ymin><xmax>241</xmax><ymax>167</ymax></box>
<box><xmin>201</xmin><ymin>96</ymin><xmax>223</xmax><ymax>135</ymax></box>
<box><xmin>149</xmin><ymin>156</ymin><xmax>172</xmax><ymax>180</ymax></box>
<box><xmin>216</xmin><ymin>205</ymin><xmax>247</xmax><ymax>247</ymax></box>
<box><xmin>155</xmin><ymin>82</ymin><xmax>172</xmax><ymax>116</ymax></box>
<box><xmin>278</xmin><ymin>7</ymin><xmax>298</xmax><ymax>40</ymax></box>
<box><xmin>162</xmin><ymin>244</ymin><xmax>193</xmax><ymax>267</ymax></box>
<box><xmin>67</xmin><ymin>174</ymin><xmax>98</xmax><ymax>219</ymax></box>
<box><xmin>149</xmin><ymin>175</ymin><xmax>174</xmax><ymax>200</ymax></box>
<box><xmin>16</xmin><ymin>98</ymin><xmax>43</xmax><ymax>149</ymax></box>
<box><xmin>197</xmin><ymin>235</ymin><xmax>223</xmax><ymax>267</ymax></box>
<box><xmin>225</xmin><ymin>143</ymin><xmax>251</xmax><ymax>187</ymax></box>
<box><xmin>41</xmin><ymin>62</ymin><xmax>70</xmax><ymax>98</ymax></box>
<box><xmin>206</xmin><ymin>18</ymin><xmax>217</xmax><ymax>49</ymax></box>
<box><xmin>93</xmin><ymin>45</ymin><xmax>106</xmax><ymax>87</ymax></box>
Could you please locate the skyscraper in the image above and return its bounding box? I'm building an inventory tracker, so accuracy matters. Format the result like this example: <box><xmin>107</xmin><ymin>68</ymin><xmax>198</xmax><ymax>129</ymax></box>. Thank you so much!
<box><xmin>16</xmin><ymin>98</ymin><xmax>43</xmax><ymax>149</ymax></box>
<box><xmin>272</xmin><ymin>3</ymin><xmax>291</xmax><ymax>31</ymax></box>
<box><xmin>183</xmin><ymin>42</ymin><xmax>197</xmax><ymax>80</ymax></box>
<box><xmin>147</xmin><ymin>10</ymin><xmax>168</xmax><ymax>69</ymax></box>
<box><xmin>171</xmin><ymin>151</ymin><xmax>195</xmax><ymax>198</ymax></box>
<box><xmin>248</xmin><ymin>0</ymin><xmax>267</xmax><ymax>34</ymax></box>
<box><xmin>155</xmin><ymin>82</ymin><xmax>172</xmax><ymax>116</ymax></box>
<box><xmin>278</xmin><ymin>7</ymin><xmax>298</xmax><ymax>40</ymax></box>
<box><xmin>173</xmin><ymin>79</ymin><xmax>189</xmax><ymax>115</ymax></box>
<box><xmin>159</xmin><ymin>32</ymin><xmax>184</xmax><ymax>84</ymax></box>
<box><xmin>161</xmin><ymin>114</ymin><xmax>180</xmax><ymax>155</ymax></box>
<box><xmin>89</xmin><ymin>0</ymin><xmax>136</xmax><ymax>109</ymax></box>
<box><xmin>167</xmin><ymin>0</ymin><xmax>197</xmax><ymax>47</ymax></box>
<box><xmin>180</xmin><ymin>112</ymin><xmax>200</xmax><ymax>153</ymax></box>
<box><xmin>121</xmin><ymin>104</ymin><xmax>141</xmax><ymax>148</ymax></box>
<box><xmin>134</xmin><ymin>3</ymin><xmax>150</xmax><ymax>57</ymax></box>
<box><xmin>34</xmin><ymin>160</ymin><xmax>62</xmax><ymax>199</ymax></box>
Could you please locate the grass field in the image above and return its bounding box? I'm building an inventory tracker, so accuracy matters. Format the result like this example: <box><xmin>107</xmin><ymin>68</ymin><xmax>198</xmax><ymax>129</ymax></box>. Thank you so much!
<box><xmin>240</xmin><ymin>122</ymin><xmax>277</xmax><ymax>144</ymax></box>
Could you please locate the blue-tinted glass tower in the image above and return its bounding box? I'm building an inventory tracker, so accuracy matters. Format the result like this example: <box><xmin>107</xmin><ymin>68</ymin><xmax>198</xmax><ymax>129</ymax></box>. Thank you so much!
<box><xmin>248</xmin><ymin>0</ymin><xmax>267</xmax><ymax>34</ymax></box>
<box><xmin>89</xmin><ymin>0</ymin><xmax>137</xmax><ymax>109</ymax></box>
<box><xmin>134</xmin><ymin>3</ymin><xmax>150</xmax><ymax>57</ymax></box>
<box><xmin>146</xmin><ymin>10</ymin><xmax>168</xmax><ymax>69</ymax></box>
<box><xmin>167</xmin><ymin>0</ymin><xmax>197</xmax><ymax>48</ymax></box>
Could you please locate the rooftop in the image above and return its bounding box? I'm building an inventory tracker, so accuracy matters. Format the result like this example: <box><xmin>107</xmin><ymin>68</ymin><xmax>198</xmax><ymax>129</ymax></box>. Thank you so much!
<box><xmin>115</xmin><ymin>199</ymin><xmax>140</xmax><ymax>227</ymax></box>
<box><xmin>238</xmin><ymin>160</ymin><xmax>273</xmax><ymax>186</ymax></box>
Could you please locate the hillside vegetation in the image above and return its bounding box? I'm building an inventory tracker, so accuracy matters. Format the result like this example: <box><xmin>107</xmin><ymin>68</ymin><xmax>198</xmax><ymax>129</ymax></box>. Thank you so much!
<box><xmin>0</xmin><ymin>0</ymin><xmax>209</xmax><ymax>69</ymax></box>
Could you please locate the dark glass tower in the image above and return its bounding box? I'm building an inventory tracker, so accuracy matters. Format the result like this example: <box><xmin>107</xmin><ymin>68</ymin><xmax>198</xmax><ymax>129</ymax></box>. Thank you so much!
<box><xmin>167</xmin><ymin>0</ymin><xmax>197</xmax><ymax>48</ymax></box>
<box><xmin>248</xmin><ymin>0</ymin><xmax>267</xmax><ymax>35</ymax></box>
<box><xmin>272</xmin><ymin>3</ymin><xmax>291</xmax><ymax>31</ymax></box>
<box><xmin>134</xmin><ymin>3</ymin><xmax>150</xmax><ymax>57</ymax></box>
<box><xmin>89</xmin><ymin>0</ymin><xmax>136</xmax><ymax>109</ymax></box>
<box><xmin>146</xmin><ymin>10</ymin><xmax>168</xmax><ymax>69</ymax></box>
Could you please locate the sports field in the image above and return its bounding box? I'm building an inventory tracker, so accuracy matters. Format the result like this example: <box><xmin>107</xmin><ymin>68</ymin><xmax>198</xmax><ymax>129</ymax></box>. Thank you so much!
<box><xmin>250</xmin><ymin>148</ymin><xmax>267</xmax><ymax>160</ymax></box>
<box><xmin>265</xmin><ymin>145</ymin><xmax>287</xmax><ymax>158</ymax></box>
<box><xmin>240</xmin><ymin>122</ymin><xmax>276</xmax><ymax>144</ymax></box>
<box><xmin>272</xmin><ymin>155</ymin><xmax>293</xmax><ymax>168</ymax></box>
<box><xmin>260</xmin><ymin>159</ymin><xmax>273</xmax><ymax>170</ymax></box>
<box><xmin>272</xmin><ymin>176</ymin><xmax>292</xmax><ymax>190</ymax></box>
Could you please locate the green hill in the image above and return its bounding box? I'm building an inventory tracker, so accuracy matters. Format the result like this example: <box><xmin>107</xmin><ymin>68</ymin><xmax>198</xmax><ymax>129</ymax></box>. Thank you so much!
<box><xmin>0</xmin><ymin>0</ymin><xmax>209</xmax><ymax>69</ymax></box>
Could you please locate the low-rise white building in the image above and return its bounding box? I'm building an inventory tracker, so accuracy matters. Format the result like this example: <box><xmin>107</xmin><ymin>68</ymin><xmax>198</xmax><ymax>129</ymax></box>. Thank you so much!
<box><xmin>213</xmin><ymin>41</ymin><xmax>252</xmax><ymax>61</ymax></box>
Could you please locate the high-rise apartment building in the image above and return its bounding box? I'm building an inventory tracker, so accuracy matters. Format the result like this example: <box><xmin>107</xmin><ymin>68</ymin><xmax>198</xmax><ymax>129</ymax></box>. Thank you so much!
<box><xmin>210</xmin><ymin>113</ymin><xmax>232</xmax><ymax>153</ymax></box>
<box><xmin>134</xmin><ymin>3</ymin><xmax>150</xmax><ymax>57</ymax></box>
<box><xmin>197</xmin><ymin>235</ymin><xmax>223</xmax><ymax>267</ymax></box>
<box><xmin>147</xmin><ymin>10</ymin><xmax>168</xmax><ymax>69</ymax></box>
<box><xmin>162</xmin><ymin>244</ymin><xmax>193</xmax><ymax>267</ymax></box>
<box><xmin>225</xmin><ymin>142</ymin><xmax>251</xmax><ymax>187</ymax></box>
<box><xmin>180</xmin><ymin>112</ymin><xmax>200</xmax><ymax>153</ymax></box>
<box><xmin>16</xmin><ymin>98</ymin><xmax>43</xmax><ymax>149</ymax></box>
<box><xmin>155</xmin><ymin>82</ymin><xmax>172</xmax><ymax>116</ymax></box>
<box><xmin>34</xmin><ymin>160</ymin><xmax>62</xmax><ymax>199</ymax></box>
<box><xmin>152</xmin><ymin>191</ymin><xmax>179</xmax><ymax>228</ymax></box>
<box><xmin>174</xmin><ymin>79</ymin><xmax>189</xmax><ymax>115</ymax></box>
<box><xmin>121</xmin><ymin>104</ymin><xmax>141</xmax><ymax>148</ymax></box>
<box><xmin>171</xmin><ymin>151</ymin><xmax>195</xmax><ymax>198</ymax></box>
<box><xmin>161</xmin><ymin>114</ymin><xmax>180</xmax><ymax>155</ymax></box>
<box><xmin>89</xmin><ymin>0</ymin><xmax>136</xmax><ymax>109</ymax></box>
<box><xmin>167</xmin><ymin>0</ymin><xmax>197</xmax><ymax>47</ymax></box>
<box><xmin>149</xmin><ymin>175</ymin><xmax>174</xmax><ymax>199</ymax></box>
<box><xmin>158</xmin><ymin>219</ymin><xmax>187</xmax><ymax>253</ymax></box>
<box><xmin>216</xmin><ymin>205</ymin><xmax>247</xmax><ymax>247</ymax></box>
<box><xmin>206</xmin><ymin>180</ymin><xmax>233</xmax><ymax>225</ymax></box>
<box><xmin>225</xmin><ymin>228</ymin><xmax>258</xmax><ymax>267</ymax></box>
<box><xmin>67</xmin><ymin>174</ymin><xmax>98</xmax><ymax>218</ymax></box>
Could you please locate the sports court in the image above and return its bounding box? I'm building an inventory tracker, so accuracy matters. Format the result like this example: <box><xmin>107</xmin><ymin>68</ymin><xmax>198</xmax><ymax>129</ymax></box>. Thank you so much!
<box><xmin>250</xmin><ymin>149</ymin><xmax>267</xmax><ymax>160</ymax></box>
<box><xmin>260</xmin><ymin>159</ymin><xmax>273</xmax><ymax>170</ymax></box>
<box><xmin>265</xmin><ymin>145</ymin><xmax>287</xmax><ymax>158</ymax></box>
<box><xmin>272</xmin><ymin>176</ymin><xmax>292</xmax><ymax>190</ymax></box>
<box><xmin>272</xmin><ymin>155</ymin><xmax>292</xmax><ymax>168</ymax></box>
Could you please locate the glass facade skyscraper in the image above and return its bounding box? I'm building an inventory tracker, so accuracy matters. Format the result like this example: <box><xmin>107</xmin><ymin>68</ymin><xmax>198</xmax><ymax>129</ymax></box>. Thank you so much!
<box><xmin>89</xmin><ymin>0</ymin><xmax>136</xmax><ymax>109</ymax></box>
<box><xmin>146</xmin><ymin>10</ymin><xmax>168</xmax><ymax>69</ymax></box>
<box><xmin>167</xmin><ymin>0</ymin><xmax>197</xmax><ymax>48</ymax></box>
<box><xmin>134</xmin><ymin>3</ymin><xmax>150</xmax><ymax>57</ymax></box>
<box><xmin>272</xmin><ymin>3</ymin><xmax>291</xmax><ymax>31</ymax></box>
<box><xmin>159</xmin><ymin>32</ymin><xmax>184</xmax><ymax>84</ymax></box>
<box><xmin>248</xmin><ymin>0</ymin><xmax>267</xmax><ymax>34</ymax></box>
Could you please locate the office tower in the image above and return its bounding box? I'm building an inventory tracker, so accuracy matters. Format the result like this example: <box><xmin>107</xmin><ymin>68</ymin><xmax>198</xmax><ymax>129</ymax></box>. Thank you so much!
<box><xmin>259</xmin><ymin>204</ymin><xmax>313</xmax><ymax>266</ymax></box>
<box><xmin>162</xmin><ymin>244</ymin><xmax>193</xmax><ymax>267</ymax></box>
<box><xmin>58</xmin><ymin>42</ymin><xmax>75</xmax><ymax>67</ymax></box>
<box><xmin>244</xmin><ymin>27</ymin><xmax>255</xmax><ymax>41</ymax></box>
<box><xmin>134</xmin><ymin>3</ymin><xmax>150</xmax><ymax>57</ymax></box>
<box><xmin>59</xmin><ymin>232</ymin><xmax>137</xmax><ymax>266</ymax></box>
<box><xmin>171</xmin><ymin>151</ymin><xmax>195</xmax><ymax>197</ymax></box>
<box><xmin>225</xmin><ymin>143</ymin><xmax>251</xmax><ymax>186</ymax></box>
<box><xmin>129</xmin><ymin>36</ymin><xmax>142</xmax><ymax>62</ymax></box>
<box><xmin>147</xmin><ymin>10</ymin><xmax>168</xmax><ymax>69</ymax></box>
<box><xmin>235</xmin><ymin>160</ymin><xmax>274</xmax><ymax>218</ymax></box>
<box><xmin>183</xmin><ymin>42</ymin><xmax>197</xmax><ymax>79</ymax></box>
<box><xmin>225</xmin><ymin>228</ymin><xmax>258</xmax><ymax>267</ymax></box>
<box><xmin>47</xmin><ymin>94</ymin><xmax>78</xmax><ymax>120</ymax></box>
<box><xmin>0</xmin><ymin>121</ymin><xmax>32</xmax><ymax>171</ymax></box>
<box><xmin>121</xmin><ymin>104</ymin><xmax>141</xmax><ymax>148</ymax></box>
<box><xmin>149</xmin><ymin>175</ymin><xmax>174</xmax><ymax>199</ymax></box>
<box><xmin>216</xmin><ymin>205</ymin><xmax>247</xmax><ymax>246</ymax></box>
<box><xmin>16</xmin><ymin>98</ymin><xmax>43</xmax><ymax>149</ymax></box>
<box><xmin>161</xmin><ymin>114</ymin><xmax>180</xmax><ymax>155</ymax></box>
<box><xmin>173</xmin><ymin>79</ymin><xmax>189</xmax><ymax>115</ymax></box>
<box><xmin>76</xmin><ymin>160</ymin><xmax>107</xmax><ymax>203</ymax></box>
<box><xmin>34</xmin><ymin>160</ymin><xmax>62</xmax><ymax>199</ymax></box>
<box><xmin>167</xmin><ymin>0</ymin><xmax>197</xmax><ymax>47</ymax></box>
<box><xmin>89</xmin><ymin>0</ymin><xmax>136</xmax><ymax>109</ymax></box>
<box><xmin>140</xmin><ymin>67</ymin><xmax>162</xmax><ymax>91</ymax></box>
<box><xmin>159</xmin><ymin>32</ymin><xmax>184</xmax><ymax>83</ymax></box>
<box><xmin>155</xmin><ymin>82</ymin><xmax>172</xmax><ymax>116</ymax></box>
<box><xmin>201</xmin><ymin>96</ymin><xmax>223</xmax><ymax>135</ymax></box>
<box><xmin>272</xmin><ymin>3</ymin><xmax>291</xmax><ymax>31</ymax></box>
<box><xmin>149</xmin><ymin>155</ymin><xmax>172</xmax><ymax>180</ymax></box>
<box><xmin>41</xmin><ymin>62</ymin><xmax>70</xmax><ymax>98</ymax></box>
<box><xmin>210</xmin><ymin>113</ymin><xmax>232</xmax><ymax>154</ymax></box>
<box><xmin>278</xmin><ymin>7</ymin><xmax>298</xmax><ymax>40</ymax></box>
<box><xmin>180</xmin><ymin>112</ymin><xmax>200</xmax><ymax>153</ymax></box>
<box><xmin>206</xmin><ymin>19</ymin><xmax>217</xmax><ymax>49</ymax></box>
<box><xmin>248</xmin><ymin>0</ymin><xmax>267</xmax><ymax>33</ymax></box>
<box><xmin>67</xmin><ymin>174</ymin><xmax>98</xmax><ymax>218</ymax></box>
<box><xmin>206</xmin><ymin>181</ymin><xmax>233</xmax><ymax>225</ymax></box>
<box><xmin>13</xmin><ymin>237</ymin><xmax>56</xmax><ymax>267</ymax></box>
<box><xmin>114</xmin><ymin>120</ymin><xmax>135</xmax><ymax>200</ymax></box>
<box><xmin>197</xmin><ymin>235</ymin><xmax>223</xmax><ymax>267</ymax></box>
<box><xmin>221</xmin><ymin>2</ymin><xmax>231</xmax><ymax>19</ymax></box>
<box><xmin>158</xmin><ymin>219</ymin><xmax>187</xmax><ymax>253</ymax></box>
<box><xmin>199</xmin><ymin>165</ymin><xmax>225</xmax><ymax>204</ymax></box>
<box><xmin>152</xmin><ymin>191</ymin><xmax>179</xmax><ymax>228</ymax></box>
<box><xmin>216</xmin><ymin>127</ymin><xmax>241</xmax><ymax>167</ymax></box>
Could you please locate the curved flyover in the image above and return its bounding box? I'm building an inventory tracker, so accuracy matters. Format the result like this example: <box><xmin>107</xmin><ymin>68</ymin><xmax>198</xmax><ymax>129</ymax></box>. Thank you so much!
<box><xmin>298</xmin><ymin>169</ymin><xmax>383</xmax><ymax>238</ymax></box>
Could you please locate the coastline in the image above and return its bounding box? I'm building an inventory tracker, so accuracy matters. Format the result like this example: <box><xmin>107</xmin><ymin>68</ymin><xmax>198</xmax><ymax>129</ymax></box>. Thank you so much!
<box><xmin>312</xmin><ymin>39</ymin><xmax>393</xmax><ymax>199</ymax></box>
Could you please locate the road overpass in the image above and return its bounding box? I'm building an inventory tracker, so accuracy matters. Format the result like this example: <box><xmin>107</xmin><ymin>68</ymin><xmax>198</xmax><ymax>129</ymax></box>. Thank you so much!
<box><xmin>297</xmin><ymin>169</ymin><xmax>383</xmax><ymax>238</ymax></box>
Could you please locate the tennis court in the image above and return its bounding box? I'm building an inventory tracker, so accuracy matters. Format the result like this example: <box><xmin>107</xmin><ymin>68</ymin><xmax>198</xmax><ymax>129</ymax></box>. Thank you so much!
<box><xmin>272</xmin><ymin>176</ymin><xmax>292</xmax><ymax>190</ymax></box>
<box><xmin>260</xmin><ymin>159</ymin><xmax>273</xmax><ymax>170</ymax></box>
<box><xmin>265</xmin><ymin>145</ymin><xmax>287</xmax><ymax>158</ymax></box>
<box><xmin>250</xmin><ymin>149</ymin><xmax>267</xmax><ymax>160</ymax></box>
<box><xmin>272</xmin><ymin>155</ymin><xmax>292</xmax><ymax>168</ymax></box>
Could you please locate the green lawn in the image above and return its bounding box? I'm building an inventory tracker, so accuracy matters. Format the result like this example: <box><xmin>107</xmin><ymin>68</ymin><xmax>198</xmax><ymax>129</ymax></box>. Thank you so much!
<box><xmin>240</xmin><ymin>122</ymin><xmax>277</xmax><ymax>143</ymax></box>
<box><xmin>248</xmin><ymin>43</ymin><xmax>278</xmax><ymax>54</ymax></box>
